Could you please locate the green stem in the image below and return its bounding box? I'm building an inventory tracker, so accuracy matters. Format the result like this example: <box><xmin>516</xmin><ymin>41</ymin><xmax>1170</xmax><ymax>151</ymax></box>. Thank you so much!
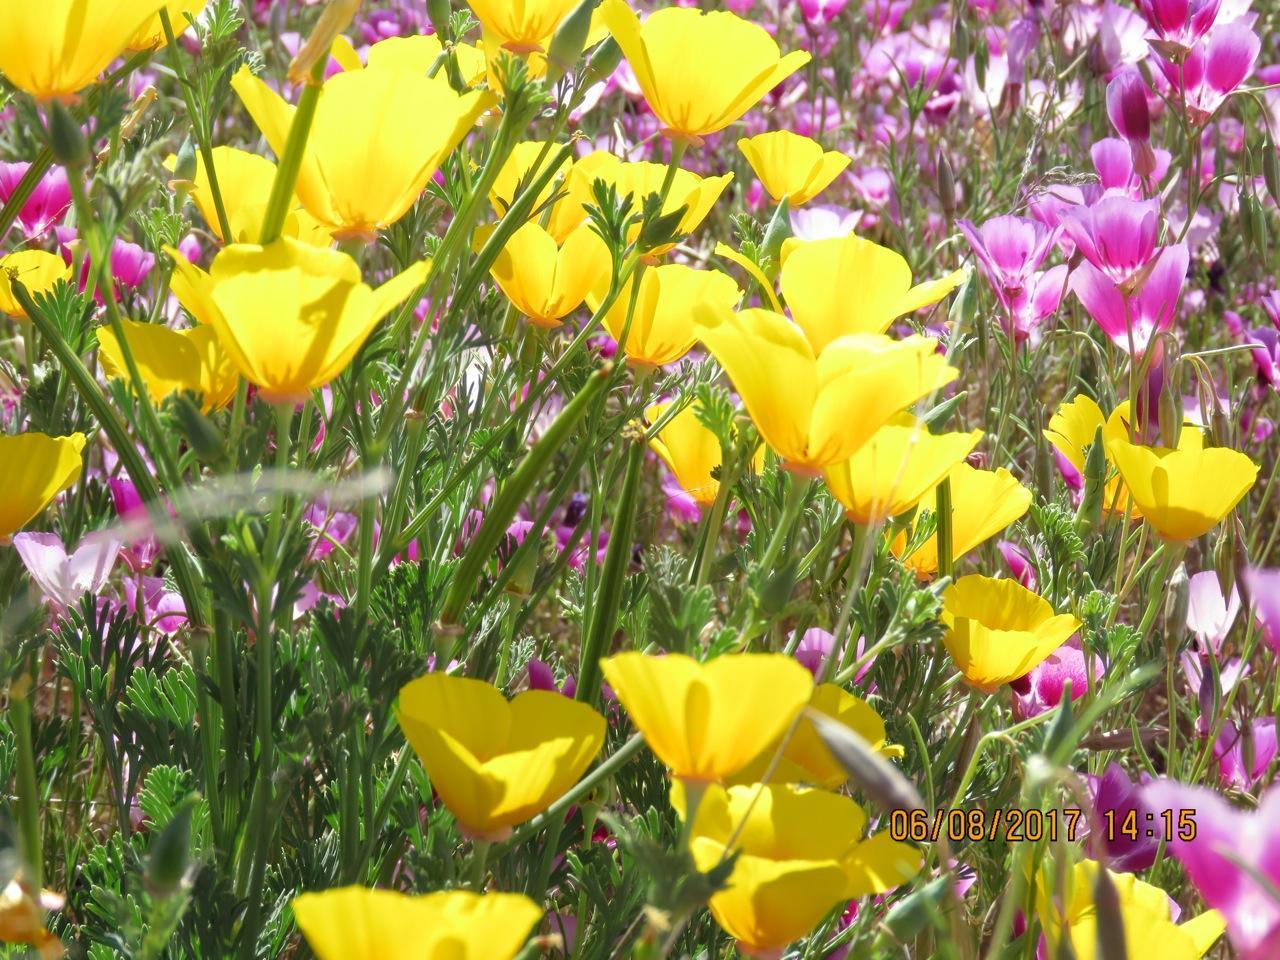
<box><xmin>576</xmin><ymin>426</ymin><xmax>647</xmax><ymax>707</ymax></box>
<box><xmin>11</xmin><ymin>669</ymin><xmax>43</xmax><ymax>890</ymax></box>
<box><xmin>258</xmin><ymin>61</ymin><xmax>326</xmax><ymax>245</ymax></box>
<box><xmin>935</xmin><ymin>478</ymin><xmax>955</xmax><ymax>580</ymax></box>
<box><xmin>159</xmin><ymin>9</ymin><xmax>234</xmax><ymax>242</ymax></box>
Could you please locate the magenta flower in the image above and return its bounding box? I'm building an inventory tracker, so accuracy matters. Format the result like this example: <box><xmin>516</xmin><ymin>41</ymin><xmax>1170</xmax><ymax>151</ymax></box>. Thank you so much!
<box><xmin>1214</xmin><ymin>718</ymin><xmax>1277</xmax><ymax>791</ymax></box>
<box><xmin>1186</xmin><ymin>570</ymin><xmax>1240</xmax><ymax>654</ymax></box>
<box><xmin>1070</xmin><ymin>242</ymin><xmax>1189</xmax><ymax>355</ymax></box>
<box><xmin>1087</xmin><ymin>763</ymin><xmax>1158</xmax><ymax>872</ymax></box>
<box><xmin>1062</xmin><ymin>196</ymin><xmax>1160</xmax><ymax>286</ymax></box>
<box><xmin>0</xmin><ymin>162</ymin><xmax>71</xmax><ymax>240</ymax></box>
<box><xmin>1136</xmin><ymin>0</ymin><xmax>1223</xmax><ymax>53</ymax></box>
<box><xmin>1091</xmin><ymin>138</ymin><xmax>1171</xmax><ymax>195</ymax></box>
<box><xmin>13</xmin><ymin>531</ymin><xmax>121</xmax><ymax>614</ymax></box>
<box><xmin>1010</xmin><ymin>638</ymin><xmax>1102</xmax><ymax>720</ymax></box>
<box><xmin>1242</xmin><ymin>567</ymin><xmax>1280</xmax><ymax>655</ymax></box>
<box><xmin>956</xmin><ymin>215</ymin><xmax>1060</xmax><ymax>308</ymax></box>
<box><xmin>797</xmin><ymin>0</ymin><xmax>849</xmax><ymax>24</ymax></box>
<box><xmin>1143</xmin><ymin>779</ymin><xmax>1280</xmax><ymax>960</ymax></box>
<box><xmin>1007</xmin><ymin>264</ymin><xmax>1069</xmax><ymax>345</ymax></box>
<box><xmin>1106</xmin><ymin>69</ymin><xmax>1159</xmax><ymax>178</ymax></box>
<box><xmin>123</xmin><ymin>576</ymin><xmax>188</xmax><ymax>635</ymax></box>
<box><xmin>1157</xmin><ymin>21</ymin><xmax>1261</xmax><ymax>125</ymax></box>
<box><xmin>1247</xmin><ymin>327</ymin><xmax>1280</xmax><ymax>388</ymax></box>
<box><xmin>997</xmin><ymin>540</ymin><xmax>1037</xmax><ymax>590</ymax></box>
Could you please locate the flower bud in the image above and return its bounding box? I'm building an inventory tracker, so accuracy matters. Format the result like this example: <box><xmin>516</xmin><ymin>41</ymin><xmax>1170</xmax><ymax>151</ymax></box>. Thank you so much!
<box><xmin>427</xmin><ymin>0</ymin><xmax>452</xmax><ymax>40</ymax></box>
<box><xmin>288</xmin><ymin>0</ymin><xmax>361</xmax><ymax>85</ymax></box>
<box><xmin>1074</xmin><ymin>425</ymin><xmax>1107</xmax><ymax>533</ymax></box>
<box><xmin>1162</xmin><ymin>563</ymin><xmax>1189</xmax><ymax>650</ymax></box>
<box><xmin>936</xmin><ymin>149</ymin><xmax>955</xmax><ymax>222</ymax></box>
<box><xmin>47</xmin><ymin>100</ymin><xmax>88</xmax><ymax>170</ymax></box>
<box><xmin>1106</xmin><ymin>69</ymin><xmax>1151</xmax><ymax>141</ymax></box>
<box><xmin>145</xmin><ymin>799</ymin><xmax>196</xmax><ymax>898</ymax></box>
<box><xmin>545</xmin><ymin>0</ymin><xmax>596</xmax><ymax>86</ymax></box>
<box><xmin>585</xmin><ymin>37</ymin><xmax>623</xmax><ymax>86</ymax></box>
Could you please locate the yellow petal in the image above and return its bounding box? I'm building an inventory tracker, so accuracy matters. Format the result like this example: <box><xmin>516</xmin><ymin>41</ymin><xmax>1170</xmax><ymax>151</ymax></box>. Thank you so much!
<box><xmin>646</xmin><ymin>400</ymin><xmax>723</xmax><ymax>505</ymax></box>
<box><xmin>1108</xmin><ymin>438</ymin><xmax>1258</xmax><ymax>541</ymax></box>
<box><xmin>694</xmin><ymin>305</ymin><xmax>816</xmax><ymax>467</ymax></box>
<box><xmin>941</xmin><ymin>575</ymin><xmax>1081</xmax><ymax>690</ymax></box>
<box><xmin>824</xmin><ymin>418</ymin><xmax>982</xmax><ymax>525</ymax></box>
<box><xmin>127</xmin><ymin>0</ymin><xmax>207</xmax><ymax>51</ymax></box>
<box><xmin>897</xmin><ymin>463</ymin><xmax>1032</xmax><ymax>578</ymax></box>
<box><xmin>0</xmin><ymin>251</ymin><xmax>72</xmax><ymax>318</ymax></box>
<box><xmin>293</xmin><ymin>886</ymin><xmax>541</xmax><ymax>960</ymax></box>
<box><xmin>780</xmin><ymin>236</ymin><xmax>915</xmax><ymax>350</ymax></box>
<box><xmin>0</xmin><ymin>433</ymin><xmax>86</xmax><ymax>542</ymax></box>
<box><xmin>0</xmin><ymin>0</ymin><xmax>168</xmax><ymax>100</ymax></box>
<box><xmin>97</xmin><ymin>320</ymin><xmax>237</xmax><ymax>412</ymax></box>
<box><xmin>738</xmin><ymin>131</ymin><xmax>850</xmax><ymax>205</ymax></box>
<box><xmin>601</xmin><ymin>652</ymin><xmax>813</xmax><ymax>782</ymax></box>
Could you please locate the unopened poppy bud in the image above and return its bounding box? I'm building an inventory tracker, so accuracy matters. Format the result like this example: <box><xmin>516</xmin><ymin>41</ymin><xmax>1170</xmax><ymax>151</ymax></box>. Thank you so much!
<box><xmin>427</xmin><ymin>0</ymin><xmax>452</xmax><ymax>39</ymax></box>
<box><xmin>288</xmin><ymin>0</ymin><xmax>361</xmax><ymax>85</ymax></box>
<box><xmin>1213</xmin><ymin>523</ymin><xmax>1237</xmax><ymax>598</ymax></box>
<box><xmin>1074</xmin><ymin>425</ymin><xmax>1107</xmax><ymax>533</ymax></box>
<box><xmin>760</xmin><ymin>196</ymin><xmax>793</xmax><ymax>273</ymax></box>
<box><xmin>172</xmin><ymin>136</ymin><xmax>198</xmax><ymax>187</ymax></box>
<box><xmin>585</xmin><ymin>36</ymin><xmax>622</xmax><ymax>85</ymax></box>
<box><xmin>1158</xmin><ymin>373</ymin><xmax>1182</xmax><ymax>449</ymax></box>
<box><xmin>545</xmin><ymin>0</ymin><xmax>596</xmax><ymax>85</ymax></box>
<box><xmin>1162</xmin><ymin>563</ymin><xmax>1189</xmax><ymax>649</ymax></box>
<box><xmin>1262</xmin><ymin>137</ymin><xmax>1280</xmax><ymax>208</ymax></box>
<box><xmin>1092</xmin><ymin>866</ymin><xmax>1128</xmax><ymax>960</ymax></box>
<box><xmin>47</xmin><ymin>100</ymin><xmax>88</xmax><ymax>170</ymax></box>
<box><xmin>936</xmin><ymin>150</ymin><xmax>955</xmax><ymax>221</ymax></box>
<box><xmin>145</xmin><ymin>799</ymin><xmax>195</xmax><ymax>898</ymax></box>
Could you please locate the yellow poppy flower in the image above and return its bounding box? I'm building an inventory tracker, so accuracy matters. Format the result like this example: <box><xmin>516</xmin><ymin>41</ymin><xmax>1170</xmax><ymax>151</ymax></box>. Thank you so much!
<box><xmin>97</xmin><ymin>320</ymin><xmax>238</xmax><ymax>412</ymax></box>
<box><xmin>941</xmin><ymin>575</ymin><xmax>1080</xmax><ymax>692</ymax></box>
<box><xmin>601</xmin><ymin>652</ymin><xmax>813</xmax><ymax>783</ymax></box>
<box><xmin>174</xmin><ymin>146</ymin><xmax>330</xmax><ymax>245</ymax></box>
<box><xmin>823</xmin><ymin>416</ymin><xmax>982</xmax><ymax>525</ymax></box>
<box><xmin>780</xmin><ymin>235</ymin><xmax>967</xmax><ymax>352</ymax></box>
<box><xmin>588</xmin><ymin>263</ymin><xmax>740</xmax><ymax>369</ymax></box>
<box><xmin>1037</xmin><ymin>860</ymin><xmax>1225</xmax><ymax>960</ymax></box>
<box><xmin>1108</xmin><ymin>437</ymin><xmax>1258</xmax><ymax>542</ymax></box>
<box><xmin>684</xmin><ymin>783</ymin><xmax>920</xmax><ymax>956</ymax></box>
<box><xmin>732</xmin><ymin>683</ymin><xmax>904</xmax><ymax>789</ymax></box>
<box><xmin>0</xmin><ymin>251</ymin><xmax>73</xmax><ymax>319</ymax></box>
<box><xmin>646</xmin><ymin>400</ymin><xmax>763</xmax><ymax>506</ymax></box>
<box><xmin>0</xmin><ymin>0</ymin><xmax>167</xmax><ymax>101</ymax></box>
<box><xmin>569</xmin><ymin>152</ymin><xmax>732</xmax><ymax>256</ymax></box>
<box><xmin>694</xmin><ymin>305</ymin><xmax>958</xmax><ymax>474</ymax></box>
<box><xmin>466</xmin><ymin>0</ymin><xmax>580</xmax><ymax>54</ymax></box>
<box><xmin>489</xmin><ymin>141</ymin><xmax>578</xmax><ymax>243</ymax></box>
<box><xmin>127</xmin><ymin>0</ymin><xmax>206</xmax><ymax>50</ymax></box>
<box><xmin>167</xmin><ymin>237</ymin><xmax>428</xmax><ymax>403</ymax></box>
<box><xmin>894</xmin><ymin>463</ymin><xmax>1032</xmax><ymax>578</ymax></box>
<box><xmin>738</xmin><ymin>131</ymin><xmax>851</xmax><ymax>206</ymax></box>
<box><xmin>231</xmin><ymin>55</ymin><xmax>492</xmax><ymax>239</ymax></box>
<box><xmin>0</xmin><ymin>432</ymin><xmax>86</xmax><ymax>545</ymax></box>
<box><xmin>397</xmin><ymin>673</ymin><xmax>605</xmax><ymax>841</ymax></box>
<box><xmin>600</xmin><ymin>0</ymin><xmax>810</xmax><ymax>142</ymax></box>
<box><xmin>292</xmin><ymin>886</ymin><xmax>542</xmax><ymax>960</ymax></box>
<box><xmin>1043</xmin><ymin>396</ymin><xmax>1146</xmax><ymax>517</ymax></box>
<box><xmin>483</xmin><ymin>221</ymin><xmax>610</xmax><ymax>328</ymax></box>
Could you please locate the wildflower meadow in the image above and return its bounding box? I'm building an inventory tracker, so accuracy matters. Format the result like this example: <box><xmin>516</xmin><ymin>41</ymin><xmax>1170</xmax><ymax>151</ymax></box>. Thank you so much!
<box><xmin>1</xmin><ymin>0</ymin><xmax>1280</xmax><ymax>957</ymax></box>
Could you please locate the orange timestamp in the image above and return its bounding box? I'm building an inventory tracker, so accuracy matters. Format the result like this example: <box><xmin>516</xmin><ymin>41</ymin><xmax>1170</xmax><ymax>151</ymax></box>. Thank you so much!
<box><xmin>888</xmin><ymin>807</ymin><xmax>1198</xmax><ymax>844</ymax></box>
